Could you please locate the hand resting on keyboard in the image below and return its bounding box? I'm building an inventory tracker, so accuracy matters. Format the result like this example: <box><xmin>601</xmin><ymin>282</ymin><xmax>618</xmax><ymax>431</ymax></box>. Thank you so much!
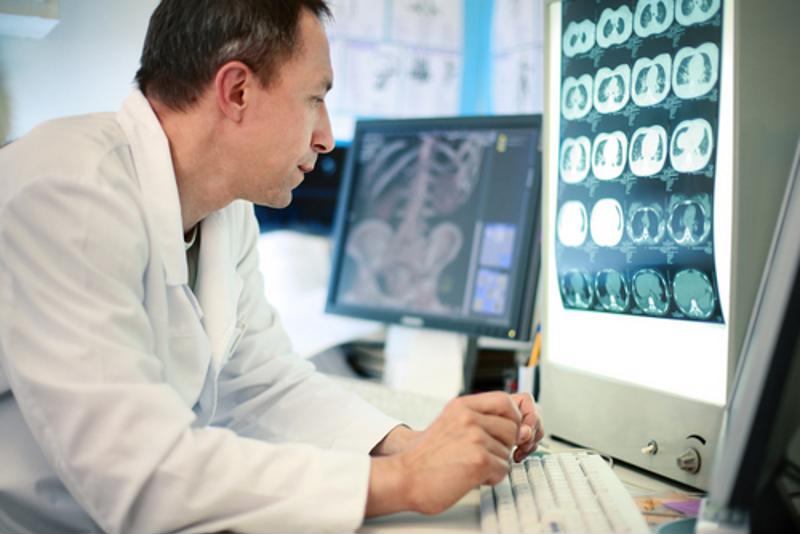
<box><xmin>365</xmin><ymin>391</ymin><xmax>544</xmax><ymax>517</ymax></box>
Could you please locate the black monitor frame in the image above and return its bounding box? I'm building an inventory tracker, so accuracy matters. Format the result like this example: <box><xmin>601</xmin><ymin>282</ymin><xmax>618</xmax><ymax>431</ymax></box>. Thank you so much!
<box><xmin>325</xmin><ymin>115</ymin><xmax>542</xmax><ymax>342</ymax></box>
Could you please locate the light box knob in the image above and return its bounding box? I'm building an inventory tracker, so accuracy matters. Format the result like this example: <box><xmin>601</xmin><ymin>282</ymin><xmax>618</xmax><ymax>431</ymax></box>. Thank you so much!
<box><xmin>676</xmin><ymin>448</ymin><xmax>701</xmax><ymax>474</ymax></box>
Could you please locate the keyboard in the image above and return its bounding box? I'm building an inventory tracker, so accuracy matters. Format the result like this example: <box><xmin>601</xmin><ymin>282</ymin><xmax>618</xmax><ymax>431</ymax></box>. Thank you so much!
<box><xmin>480</xmin><ymin>452</ymin><xmax>650</xmax><ymax>533</ymax></box>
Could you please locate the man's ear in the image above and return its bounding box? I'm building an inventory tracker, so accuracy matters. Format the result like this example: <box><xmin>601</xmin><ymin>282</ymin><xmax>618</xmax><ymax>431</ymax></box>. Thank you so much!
<box><xmin>214</xmin><ymin>61</ymin><xmax>253</xmax><ymax>122</ymax></box>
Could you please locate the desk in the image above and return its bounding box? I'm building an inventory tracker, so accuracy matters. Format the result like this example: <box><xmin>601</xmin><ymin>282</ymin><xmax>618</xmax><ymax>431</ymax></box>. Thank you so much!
<box><xmin>360</xmin><ymin>491</ymin><xmax>481</xmax><ymax>533</ymax></box>
<box><xmin>333</xmin><ymin>375</ymin><xmax>701</xmax><ymax>533</ymax></box>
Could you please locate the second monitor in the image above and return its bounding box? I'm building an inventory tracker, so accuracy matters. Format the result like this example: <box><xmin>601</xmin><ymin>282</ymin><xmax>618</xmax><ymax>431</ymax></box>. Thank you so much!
<box><xmin>326</xmin><ymin>115</ymin><xmax>542</xmax><ymax>397</ymax></box>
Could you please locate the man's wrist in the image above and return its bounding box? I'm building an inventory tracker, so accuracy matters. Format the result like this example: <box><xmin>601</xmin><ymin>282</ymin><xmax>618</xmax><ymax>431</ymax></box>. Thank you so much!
<box><xmin>365</xmin><ymin>454</ymin><xmax>414</xmax><ymax>517</ymax></box>
<box><xmin>370</xmin><ymin>424</ymin><xmax>421</xmax><ymax>456</ymax></box>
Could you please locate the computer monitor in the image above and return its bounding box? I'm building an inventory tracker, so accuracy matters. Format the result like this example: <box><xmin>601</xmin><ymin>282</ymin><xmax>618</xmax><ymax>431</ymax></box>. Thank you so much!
<box><xmin>699</xmin><ymin>140</ymin><xmax>800</xmax><ymax>533</ymax></box>
<box><xmin>326</xmin><ymin>115</ymin><xmax>542</xmax><ymax>397</ymax></box>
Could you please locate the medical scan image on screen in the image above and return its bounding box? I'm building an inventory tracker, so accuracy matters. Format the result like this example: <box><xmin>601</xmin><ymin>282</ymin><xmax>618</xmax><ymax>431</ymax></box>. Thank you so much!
<box><xmin>556</xmin><ymin>0</ymin><xmax>724</xmax><ymax>322</ymax></box>
<box><xmin>333</xmin><ymin>125</ymin><xmax>538</xmax><ymax>328</ymax></box>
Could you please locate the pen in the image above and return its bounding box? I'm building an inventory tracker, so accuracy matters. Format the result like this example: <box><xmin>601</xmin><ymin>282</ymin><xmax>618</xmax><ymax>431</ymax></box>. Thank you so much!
<box><xmin>527</xmin><ymin>325</ymin><xmax>542</xmax><ymax>367</ymax></box>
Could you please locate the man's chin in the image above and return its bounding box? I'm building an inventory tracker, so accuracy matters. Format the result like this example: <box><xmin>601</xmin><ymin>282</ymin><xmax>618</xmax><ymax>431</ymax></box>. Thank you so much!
<box><xmin>256</xmin><ymin>193</ymin><xmax>292</xmax><ymax>209</ymax></box>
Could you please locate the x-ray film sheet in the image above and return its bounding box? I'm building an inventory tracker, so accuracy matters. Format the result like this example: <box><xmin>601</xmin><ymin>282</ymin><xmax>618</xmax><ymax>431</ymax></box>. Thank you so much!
<box><xmin>556</xmin><ymin>0</ymin><xmax>724</xmax><ymax>323</ymax></box>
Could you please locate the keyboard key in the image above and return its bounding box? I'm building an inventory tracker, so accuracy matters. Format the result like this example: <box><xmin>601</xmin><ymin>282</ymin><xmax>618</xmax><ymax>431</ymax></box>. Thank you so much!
<box><xmin>480</xmin><ymin>485</ymin><xmax>499</xmax><ymax>533</ymax></box>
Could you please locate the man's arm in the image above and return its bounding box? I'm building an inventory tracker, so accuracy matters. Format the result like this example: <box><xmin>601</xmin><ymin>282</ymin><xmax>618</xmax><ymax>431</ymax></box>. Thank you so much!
<box><xmin>0</xmin><ymin>180</ymin><xmax>374</xmax><ymax>534</ymax></box>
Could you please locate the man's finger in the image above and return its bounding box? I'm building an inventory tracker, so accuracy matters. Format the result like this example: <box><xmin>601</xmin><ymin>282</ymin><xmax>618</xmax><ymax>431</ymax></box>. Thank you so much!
<box><xmin>474</xmin><ymin>412</ymin><xmax>520</xmax><ymax>448</ymax></box>
<box><xmin>517</xmin><ymin>424</ymin><xmax>533</xmax><ymax>443</ymax></box>
<box><xmin>482</xmin><ymin>430</ymin><xmax>515</xmax><ymax>461</ymax></box>
<box><xmin>459</xmin><ymin>392</ymin><xmax>522</xmax><ymax>423</ymax></box>
<box><xmin>483</xmin><ymin>454</ymin><xmax>513</xmax><ymax>486</ymax></box>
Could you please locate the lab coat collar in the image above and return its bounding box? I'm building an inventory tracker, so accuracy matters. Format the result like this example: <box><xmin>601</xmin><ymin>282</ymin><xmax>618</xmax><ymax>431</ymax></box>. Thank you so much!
<box><xmin>117</xmin><ymin>90</ymin><xmax>187</xmax><ymax>286</ymax></box>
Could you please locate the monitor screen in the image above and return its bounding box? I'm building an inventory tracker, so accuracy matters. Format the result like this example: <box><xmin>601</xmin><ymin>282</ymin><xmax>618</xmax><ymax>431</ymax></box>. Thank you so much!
<box><xmin>326</xmin><ymin>115</ymin><xmax>542</xmax><ymax>341</ymax></box>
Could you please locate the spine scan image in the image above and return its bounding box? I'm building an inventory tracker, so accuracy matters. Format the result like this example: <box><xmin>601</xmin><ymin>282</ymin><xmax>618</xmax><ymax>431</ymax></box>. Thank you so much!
<box><xmin>342</xmin><ymin>132</ymin><xmax>490</xmax><ymax>314</ymax></box>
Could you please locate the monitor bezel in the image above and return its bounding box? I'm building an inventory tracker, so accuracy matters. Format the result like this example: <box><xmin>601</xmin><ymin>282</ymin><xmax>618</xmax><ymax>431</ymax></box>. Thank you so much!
<box><xmin>709</xmin><ymin>138</ymin><xmax>800</xmax><ymax>509</ymax></box>
<box><xmin>325</xmin><ymin>114</ymin><xmax>543</xmax><ymax>342</ymax></box>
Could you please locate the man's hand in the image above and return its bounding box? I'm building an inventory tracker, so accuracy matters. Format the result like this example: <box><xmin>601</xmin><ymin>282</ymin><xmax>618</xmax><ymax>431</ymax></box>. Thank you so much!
<box><xmin>509</xmin><ymin>392</ymin><xmax>544</xmax><ymax>462</ymax></box>
<box><xmin>365</xmin><ymin>391</ymin><xmax>525</xmax><ymax>517</ymax></box>
<box><xmin>369</xmin><ymin>393</ymin><xmax>544</xmax><ymax>461</ymax></box>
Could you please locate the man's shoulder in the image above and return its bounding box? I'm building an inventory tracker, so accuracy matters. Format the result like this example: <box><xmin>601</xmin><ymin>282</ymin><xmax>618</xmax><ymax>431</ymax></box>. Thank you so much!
<box><xmin>13</xmin><ymin>112</ymin><xmax>126</xmax><ymax>161</ymax></box>
<box><xmin>1</xmin><ymin>112</ymin><xmax>136</xmax><ymax>194</ymax></box>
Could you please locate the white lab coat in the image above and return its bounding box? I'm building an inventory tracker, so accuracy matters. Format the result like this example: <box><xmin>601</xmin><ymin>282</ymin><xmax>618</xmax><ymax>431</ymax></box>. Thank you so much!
<box><xmin>0</xmin><ymin>91</ymin><xmax>400</xmax><ymax>533</ymax></box>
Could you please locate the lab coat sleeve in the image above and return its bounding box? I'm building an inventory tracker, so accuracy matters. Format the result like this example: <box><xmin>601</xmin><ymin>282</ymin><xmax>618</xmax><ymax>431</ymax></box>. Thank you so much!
<box><xmin>0</xmin><ymin>177</ymin><xmax>375</xmax><ymax>533</ymax></box>
<box><xmin>212</xmin><ymin>203</ymin><xmax>402</xmax><ymax>452</ymax></box>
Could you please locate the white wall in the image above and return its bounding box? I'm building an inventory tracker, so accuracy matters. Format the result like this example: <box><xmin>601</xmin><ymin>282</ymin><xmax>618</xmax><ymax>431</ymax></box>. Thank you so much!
<box><xmin>0</xmin><ymin>0</ymin><xmax>158</xmax><ymax>142</ymax></box>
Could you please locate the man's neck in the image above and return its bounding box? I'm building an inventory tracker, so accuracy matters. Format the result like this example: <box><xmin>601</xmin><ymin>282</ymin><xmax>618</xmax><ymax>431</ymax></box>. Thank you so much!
<box><xmin>147</xmin><ymin>95</ymin><xmax>235</xmax><ymax>233</ymax></box>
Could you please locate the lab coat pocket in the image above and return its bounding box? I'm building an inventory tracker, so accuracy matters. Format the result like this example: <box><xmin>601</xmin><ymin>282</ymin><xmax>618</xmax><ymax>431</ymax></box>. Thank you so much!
<box><xmin>164</xmin><ymin>286</ymin><xmax>213</xmax><ymax>408</ymax></box>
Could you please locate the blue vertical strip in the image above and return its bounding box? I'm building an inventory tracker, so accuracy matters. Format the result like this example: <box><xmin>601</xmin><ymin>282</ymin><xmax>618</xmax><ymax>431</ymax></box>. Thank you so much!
<box><xmin>461</xmin><ymin>0</ymin><xmax>494</xmax><ymax>115</ymax></box>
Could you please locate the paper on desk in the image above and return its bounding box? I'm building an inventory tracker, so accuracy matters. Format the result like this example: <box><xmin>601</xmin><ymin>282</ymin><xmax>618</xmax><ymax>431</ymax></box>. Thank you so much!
<box><xmin>257</xmin><ymin>230</ymin><xmax>384</xmax><ymax>359</ymax></box>
<box><xmin>662</xmin><ymin>499</ymin><xmax>701</xmax><ymax>517</ymax></box>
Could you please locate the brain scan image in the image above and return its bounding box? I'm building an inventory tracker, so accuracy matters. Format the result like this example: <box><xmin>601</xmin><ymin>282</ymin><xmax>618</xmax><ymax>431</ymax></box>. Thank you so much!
<box><xmin>626</xmin><ymin>202</ymin><xmax>666</xmax><ymax>245</ymax></box>
<box><xmin>562</xmin><ymin>74</ymin><xmax>593</xmax><ymax>120</ymax></box>
<box><xmin>560</xmin><ymin>136</ymin><xmax>591</xmax><ymax>184</ymax></box>
<box><xmin>595</xmin><ymin>269</ymin><xmax>631</xmax><ymax>312</ymax></box>
<box><xmin>557</xmin><ymin>201</ymin><xmax>589</xmax><ymax>247</ymax></box>
<box><xmin>634</xmin><ymin>0</ymin><xmax>674</xmax><ymax>38</ymax></box>
<box><xmin>632</xmin><ymin>53</ymin><xmax>672</xmax><ymax>107</ymax></box>
<box><xmin>563</xmin><ymin>19</ymin><xmax>596</xmax><ymax>57</ymax></box>
<box><xmin>632</xmin><ymin>268</ymin><xmax>671</xmax><ymax>316</ymax></box>
<box><xmin>596</xmin><ymin>5</ymin><xmax>633</xmax><ymax>48</ymax></box>
<box><xmin>676</xmin><ymin>0</ymin><xmax>721</xmax><ymax>26</ymax></box>
<box><xmin>590</xmin><ymin>198</ymin><xmax>625</xmax><ymax>247</ymax></box>
<box><xmin>667</xmin><ymin>194</ymin><xmax>712</xmax><ymax>246</ymax></box>
<box><xmin>673</xmin><ymin>43</ymin><xmax>719</xmax><ymax>99</ymax></box>
<box><xmin>673</xmin><ymin>268</ymin><xmax>716</xmax><ymax>319</ymax></box>
<box><xmin>560</xmin><ymin>269</ymin><xmax>594</xmax><ymax>309</ymax></box>
<box><xmin>670</xmin><ymin>118</ymin><xmax>713</xmax><ymax>173</ymax></box>
<box><xmin>591</xmin><ymin>131</ymin><xmax>628</xmax><ymax>181</ymax></box>
<box><xmin>629</xmin><ymin>125</ymin><xmax>667</xmax><ymax>177</ymax></box>
<box><xmin>594</xmin><ymin>64</ymin><xmax>631</xmax><ymax>114</ymax></box>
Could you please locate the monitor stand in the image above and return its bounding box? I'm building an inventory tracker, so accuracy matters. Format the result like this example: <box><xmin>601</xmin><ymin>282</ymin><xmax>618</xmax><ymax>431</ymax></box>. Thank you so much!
<box><xmin>382</xmin><ymin>325</ymin><xmax>478</xmax><ymax>399</ymax></box>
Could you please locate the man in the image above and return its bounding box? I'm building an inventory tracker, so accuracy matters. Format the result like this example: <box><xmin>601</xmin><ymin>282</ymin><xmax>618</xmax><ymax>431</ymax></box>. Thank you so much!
<box><xmin>0</xmin><ymin>1</ymin><xmax>543</xmax><ymax>532</ymax></box>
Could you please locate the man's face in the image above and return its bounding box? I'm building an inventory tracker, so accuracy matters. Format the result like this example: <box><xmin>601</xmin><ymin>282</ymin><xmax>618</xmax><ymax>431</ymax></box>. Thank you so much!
<box><xmin>236</xmin><ymin>8</ymin><xmax>335</xmax><ymax>208</ymax></box>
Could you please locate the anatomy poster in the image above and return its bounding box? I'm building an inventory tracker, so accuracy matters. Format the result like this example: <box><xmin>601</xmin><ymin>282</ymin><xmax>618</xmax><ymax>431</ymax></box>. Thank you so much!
<box><xmin>556</xmin><ymin>0</ymin><xmax>724</xmax><ymax>322</ymax></box>
<box><xmin>326</xmin><ymin>0</ymin><xmax>463</xmax><ymax>139</ymax></box>
<box><xmin>491</xmin><ymin>0</ymin><xmax>545</xmax><ymax>114</ymax></box>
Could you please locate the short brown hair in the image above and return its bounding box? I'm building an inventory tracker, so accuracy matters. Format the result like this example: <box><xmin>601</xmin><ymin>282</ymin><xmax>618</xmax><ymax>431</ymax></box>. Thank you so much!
<box><xmin>135</xmin><ymin>0</ymin><xmax>331</xmax><ymax>111</ymax></box>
